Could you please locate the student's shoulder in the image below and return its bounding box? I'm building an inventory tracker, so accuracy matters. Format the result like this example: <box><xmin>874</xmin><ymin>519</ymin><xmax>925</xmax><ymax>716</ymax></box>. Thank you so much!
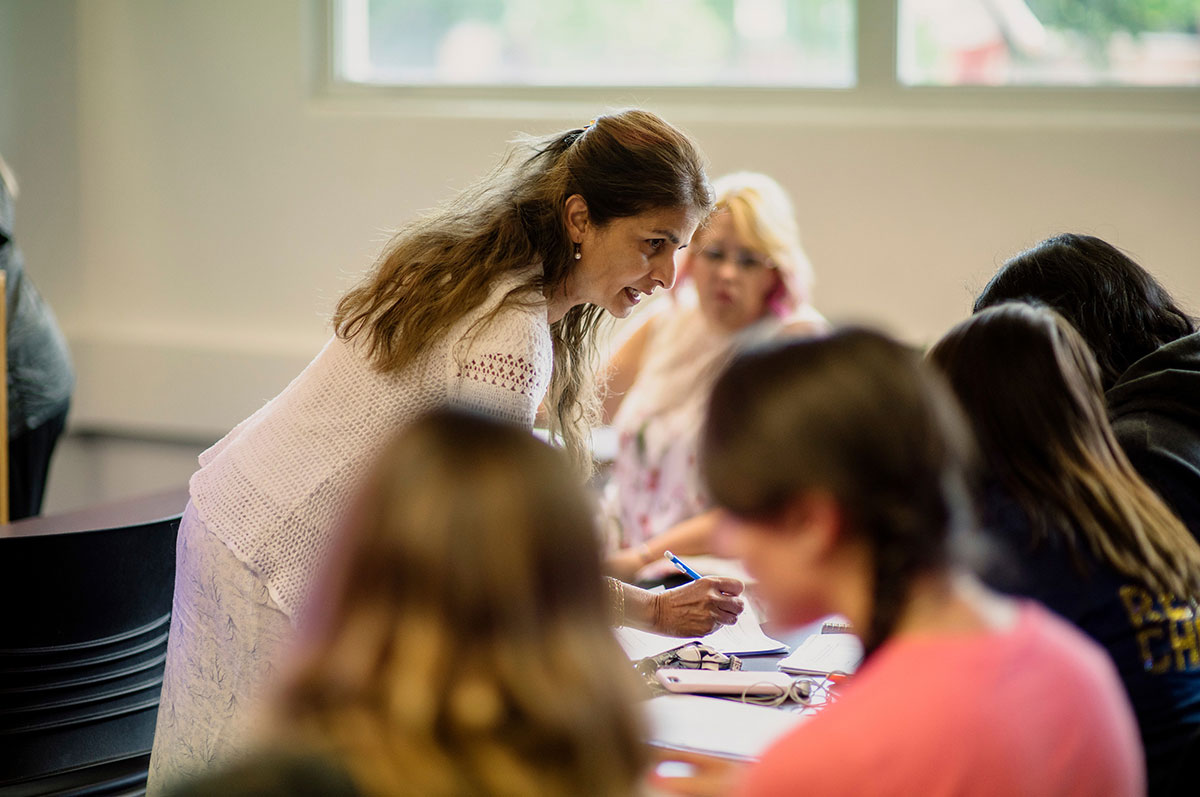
<box><xmin>1019</xmin><ymin>601</ymin><xmax>1109</xmax><ymax>666</ymax></box>
<box><xmin>1013</xmin><ymin>602</ymin><xmax>1136</xmax><ymax>721</ymax></box>
<box><xmin>1013</xmin><ymin>603</ymin><xmax>1145</xmax><ymax>788</ymax></box>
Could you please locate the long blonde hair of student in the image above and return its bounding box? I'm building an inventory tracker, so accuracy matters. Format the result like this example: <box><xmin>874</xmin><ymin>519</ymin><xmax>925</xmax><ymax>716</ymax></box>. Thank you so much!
<box><xmin>271</xmin><ymin>408</ymin><xmax>645</xmax><ymax>796</ymax></box>
<box><xmin>929</xmin><ymin>302</ymin><xmax>1200</xmax><ymax>600</ymax></box>
<box><xmin>333</xmin><ymin>109</ymin><xmax>712</xmax><ymax>473</ymax></box>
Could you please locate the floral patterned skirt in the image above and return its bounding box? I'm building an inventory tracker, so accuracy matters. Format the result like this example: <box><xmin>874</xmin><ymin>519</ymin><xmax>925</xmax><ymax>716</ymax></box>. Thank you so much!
<box><xmin>146</xmin><ymin>501</ymin><xmax>294</xmax><ymax>794</ymax></box>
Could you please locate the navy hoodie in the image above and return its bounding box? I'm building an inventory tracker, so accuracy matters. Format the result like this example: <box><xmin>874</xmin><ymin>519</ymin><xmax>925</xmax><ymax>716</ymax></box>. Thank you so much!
<box><xmin>979</xmin><ymin>490</ymin><xmax>1200</xmax><ymax>797</ymax></box>
<box><xmin>1108</xmin><ymin>331</ymin><xmax>1200</xmax><ymax>541</ymax></box>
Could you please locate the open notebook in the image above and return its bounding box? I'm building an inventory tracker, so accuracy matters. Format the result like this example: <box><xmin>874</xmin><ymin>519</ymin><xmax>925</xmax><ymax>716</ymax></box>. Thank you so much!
<box><xmin>777</xmin><ymin>632</ymin><xmax>863</xmax><ymax>675</ymax></box>
<box><xmin>614</xmin><ymin>604</ymin><xmax>788</xmax><ymax>659</ymax></box>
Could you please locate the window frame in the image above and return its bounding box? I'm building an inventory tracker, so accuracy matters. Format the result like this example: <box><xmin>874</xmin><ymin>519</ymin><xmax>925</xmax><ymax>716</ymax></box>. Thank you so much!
<box><xmin>309</xmin><ymin>0</ymin><xmax>1200</xmax><ymax>122</ymax></box>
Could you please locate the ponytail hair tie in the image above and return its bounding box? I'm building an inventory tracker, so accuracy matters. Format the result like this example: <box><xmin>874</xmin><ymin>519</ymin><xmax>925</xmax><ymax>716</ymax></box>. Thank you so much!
<box><xmin>561</xmin><ymin>120</ymin><xmax>595</xmax><ymax>149</ymax></box>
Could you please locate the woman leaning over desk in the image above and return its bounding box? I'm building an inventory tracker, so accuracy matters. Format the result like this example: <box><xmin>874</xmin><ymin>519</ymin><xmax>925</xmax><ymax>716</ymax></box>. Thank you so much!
<box><xmin>930</xmin><ymin>302</ymin><xmax>1200</xmax><ymax>796</ymax></box>
<box><xmin>602</xmin><ymin>172</ymin><xmax>827</xmax><ymax>581</ymax></box>
<box><xmin>655</xmin><ymin>330</ymin><xmax>1143</xmax><ymax>796</ymax></box>
<box><xmin>148</xmin><ymin>109</ymin><xmax>744</xmax><ymax>791</ymax></box>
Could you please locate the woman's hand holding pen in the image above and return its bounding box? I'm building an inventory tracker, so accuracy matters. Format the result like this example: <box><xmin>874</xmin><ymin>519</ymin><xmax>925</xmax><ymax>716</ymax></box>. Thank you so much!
<box><xmin>652</xmin><ymin>576</ymin><xmax>745</xmax><ymax>637</ymax></box>
<box><xmin>616</xmin><ymin>551</ymin><xmax>744</xmax><ymax>637</ymax></box>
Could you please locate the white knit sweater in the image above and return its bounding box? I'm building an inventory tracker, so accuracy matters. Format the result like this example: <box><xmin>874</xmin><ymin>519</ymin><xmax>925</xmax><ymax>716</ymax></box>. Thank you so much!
<box><xmin>189</xmin><ymin>274</ymin><xmax>553</xmax><ymax>620</ymax></box>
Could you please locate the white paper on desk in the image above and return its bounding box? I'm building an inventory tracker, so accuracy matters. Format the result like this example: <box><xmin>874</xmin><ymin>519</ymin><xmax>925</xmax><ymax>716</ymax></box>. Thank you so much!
<box><xmin>644</xmin><ymin>694</ymin><xmax>807</xmax><ymax>760</ymax></box>
<box><xmin>777</xmin><ymin>632</ymin><xmax>863</xmax><ymax>675</ymax></box>
<box><xmin>614</xmin><ymin>605</ymin><xmax>788</xmax><ymax>659</ymax></box>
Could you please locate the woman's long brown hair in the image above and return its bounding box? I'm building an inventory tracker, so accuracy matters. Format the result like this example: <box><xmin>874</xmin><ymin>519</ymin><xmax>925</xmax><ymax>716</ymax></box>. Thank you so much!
<box><xmin>332</xmin><ymin>109</ymin><xmax>711</xmax><ymax>471</ymax></box>
<box><xmin>272</xmin><ymin>409</ymin><xmax>645</xmax><ymax>795</ymax></box>
<box><xmin>929</xmin><ymin>302</ymin><xmax>1200</xmax><ymax>599</ymax></box>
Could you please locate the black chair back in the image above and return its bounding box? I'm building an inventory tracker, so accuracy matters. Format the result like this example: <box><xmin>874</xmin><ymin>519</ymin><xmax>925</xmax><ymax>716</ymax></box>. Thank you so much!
<box><xmin>0</xmin><ymin>489</ymin><xmax>184</xmax><ymax>795</ymax></box>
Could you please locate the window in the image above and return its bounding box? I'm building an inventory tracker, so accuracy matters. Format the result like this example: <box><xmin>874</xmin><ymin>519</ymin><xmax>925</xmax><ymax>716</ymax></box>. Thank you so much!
<box><xmin>334</xmin><ymin>0</ymin><xmax>856</xmax><ymax>88</ymax></box>
<box><xmin>327</xmin><ymin>0</ymin><xmax>1200</xmax><ymax>96</ymax></box>
<box><xmin>899</xmin><ymin>0</ymin><xmax>1200</xmax><ymax>86</ymax></box>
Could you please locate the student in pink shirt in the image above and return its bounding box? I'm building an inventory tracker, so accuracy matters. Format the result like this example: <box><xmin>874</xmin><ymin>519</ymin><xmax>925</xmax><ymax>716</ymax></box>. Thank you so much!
<box><xmin>652</xmin><ymin>329</ymin><xmax>1144</xmax><ymax>797</ymax></box>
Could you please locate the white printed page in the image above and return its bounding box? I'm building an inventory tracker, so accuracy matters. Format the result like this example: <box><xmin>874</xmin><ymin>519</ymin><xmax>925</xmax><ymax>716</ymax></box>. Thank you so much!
<box><xmin>614</xmin><ymin>603</ymin><xmax>788</xmax><ymax>659</ymax></box>
<box><xmin>777</xmin><ymin>632</ymin><xmax>864</xmax><ymax>675</ymax></box>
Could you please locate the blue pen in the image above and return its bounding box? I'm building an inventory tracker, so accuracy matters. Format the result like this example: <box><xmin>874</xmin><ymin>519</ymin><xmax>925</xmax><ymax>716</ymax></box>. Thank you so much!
<box><xmin>664</xmin><ymin>550</ymin><xmax>702</xmax><ymax>581</ymax></box>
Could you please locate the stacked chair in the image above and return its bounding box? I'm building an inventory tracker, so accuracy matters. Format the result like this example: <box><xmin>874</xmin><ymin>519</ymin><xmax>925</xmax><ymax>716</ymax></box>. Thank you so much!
<box><xmin>0</xmin><ymin>489</ymin><xmax>185</xmax><ymax>796</ymax></box>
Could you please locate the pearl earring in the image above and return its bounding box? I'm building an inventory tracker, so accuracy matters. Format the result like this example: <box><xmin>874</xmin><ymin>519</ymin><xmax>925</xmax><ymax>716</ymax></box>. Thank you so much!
<box><xmin>573</xmin><ymin>242</ymin><xmax>582</xmax><ymax>260</ymax></box>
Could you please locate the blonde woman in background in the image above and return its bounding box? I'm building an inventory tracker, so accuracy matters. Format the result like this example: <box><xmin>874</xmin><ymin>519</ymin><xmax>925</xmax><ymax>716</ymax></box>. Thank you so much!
<box><xmin>602</xmin><ymin>172</ymin><xmax>827</xmax><ymax>581</ymax></box>
<box><xmin>167</xmin><ymin>409</ymin><xmax>645</xmax><ymax>797</ymax></box>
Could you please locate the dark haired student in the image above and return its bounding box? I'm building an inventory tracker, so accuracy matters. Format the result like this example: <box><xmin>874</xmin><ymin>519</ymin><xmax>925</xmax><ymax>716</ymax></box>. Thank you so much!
<box><xmin>654</xmin><ymin>330</ymin><xmax>1142</xmax><ymax>796</ymax></box>
<box><xmin>931</xmin><ymin>302</ymin><xmax>1200</xmax><ymax>796</ymax></box>
<box><xmin>148</xmin><ymin>110</ymin><xmax>745</xmax><ymax>792</ymax></box>
<box><xmin>975</xmin><ymin>233</ymin><xmax>1200</xmax><ymax>540</ymax></box>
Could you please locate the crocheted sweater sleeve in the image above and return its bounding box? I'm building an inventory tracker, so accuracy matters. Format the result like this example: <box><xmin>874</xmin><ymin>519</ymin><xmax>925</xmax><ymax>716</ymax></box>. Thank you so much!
<box><xmin>448</xmin><ymin>295</ymin><xmax>553</xmax><ymax>428</ymax></box>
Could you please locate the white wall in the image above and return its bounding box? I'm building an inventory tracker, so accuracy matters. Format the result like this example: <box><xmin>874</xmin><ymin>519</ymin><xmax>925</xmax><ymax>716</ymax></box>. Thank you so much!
<box><xmin>1</xmin><ymin>0</ymin><xmax>1198</xmax><ymax>512</ymax></box>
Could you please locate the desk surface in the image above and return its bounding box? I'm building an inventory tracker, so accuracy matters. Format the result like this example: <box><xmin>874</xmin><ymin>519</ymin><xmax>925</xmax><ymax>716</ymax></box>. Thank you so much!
<box><xmin>644</xmin><ymin>621</ymin><xmax>835</xmax><ymax>762</ymax></box>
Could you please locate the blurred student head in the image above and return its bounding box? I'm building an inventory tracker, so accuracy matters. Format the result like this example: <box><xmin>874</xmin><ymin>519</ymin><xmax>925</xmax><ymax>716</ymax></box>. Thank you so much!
<box><xmin>974</xmin><ymin>233</ymin><xmax>1196</xmax><ymax>390</ymax></box>
<box><xmin>929</xmin><ymin>302</ymin><xmax>1200</xmax><ymax>600</ymax></box>
<box><xmin>274</xmin><ymin>408</ymin><xmax>644</xmax><ymax>796</ymax></box>
<box><xmin>680</xmin><ymin>172</ymin><xmax>815</xmax><ymax>331</ymax></box>
<box><xmin>701</xmin><ymin>329</ymin><xmax>976</xmax><ymax>654</ymax></box>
